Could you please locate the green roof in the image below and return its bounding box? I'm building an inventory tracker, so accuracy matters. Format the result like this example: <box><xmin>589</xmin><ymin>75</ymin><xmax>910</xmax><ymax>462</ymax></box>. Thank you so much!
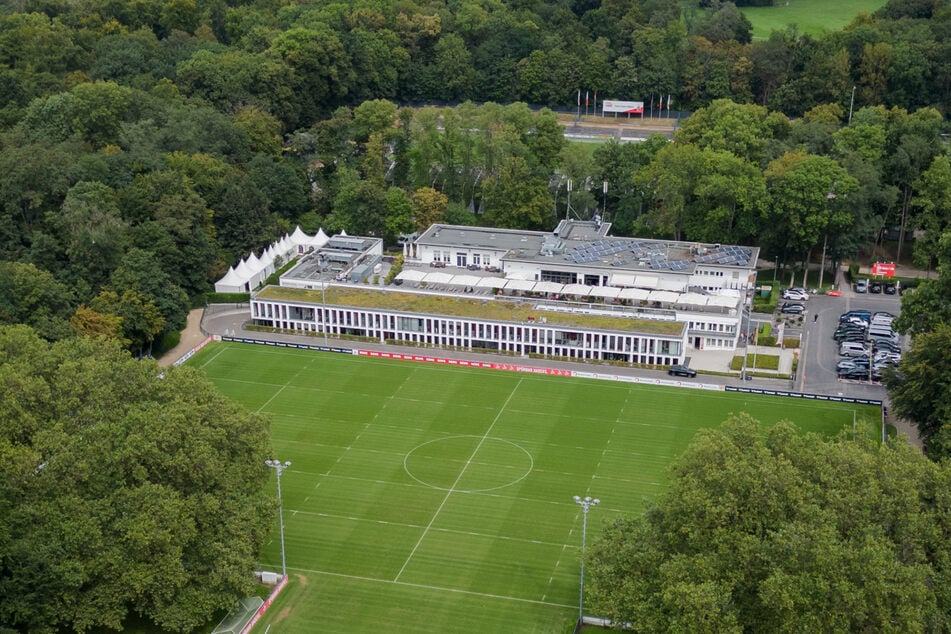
<box><xmin>255</xmin><ymin>285</ymin><xmax>685</xmax><ymax>337</ymax></box>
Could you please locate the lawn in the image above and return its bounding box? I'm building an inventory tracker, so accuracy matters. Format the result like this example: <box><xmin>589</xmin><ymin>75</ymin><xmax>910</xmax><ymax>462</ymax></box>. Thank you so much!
<box><xmin>189</xmin><ymin>341</ymin><xmax>879</xmax><ymax>633</ymax></box>
<box><xmin>741</xmin><ymin>0</ymin><xmax>886</xmax><ymax>39</ymax></box>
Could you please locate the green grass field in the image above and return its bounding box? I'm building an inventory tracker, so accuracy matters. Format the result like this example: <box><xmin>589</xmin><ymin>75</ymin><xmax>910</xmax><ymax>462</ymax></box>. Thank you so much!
<box><xmin>742</xmin><ymin>0</ymin><xmax>886</xmax><ymax>39</ymax></box>
<box><xmin>189</xmin><ymin>341</ymin><xmax>879</xmax><ymax>633</ymax></box>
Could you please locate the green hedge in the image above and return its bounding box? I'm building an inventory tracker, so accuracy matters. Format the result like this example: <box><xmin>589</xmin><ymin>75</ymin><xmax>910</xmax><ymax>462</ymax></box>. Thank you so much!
<box><xmin>207</xmin><ymin>292</ymin><xmax>250</xmax><ymax>303</ymax></box>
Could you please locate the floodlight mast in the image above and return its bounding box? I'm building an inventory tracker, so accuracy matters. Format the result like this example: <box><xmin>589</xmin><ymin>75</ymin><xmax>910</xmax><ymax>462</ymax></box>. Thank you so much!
<box><xmin>265</xmin><ymin>459</ymin><xmax>292</xmax><ymax>579</ymax></box>
<box><xmin>573</xmin><ymin>495</ymin><xmax>600</xmax><ymax>628</ymax></box>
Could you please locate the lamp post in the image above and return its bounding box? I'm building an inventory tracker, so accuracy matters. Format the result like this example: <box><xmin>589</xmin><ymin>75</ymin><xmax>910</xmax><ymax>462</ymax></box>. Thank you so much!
<box><xmin>265</xmin><ymin>459</ymin><xmax>292</xmax><ymax>579</ymax></box>
<box><xmin>573</xmin><ymin>495</ymin><xmax>600</xmax><ymax>628</ymax></box>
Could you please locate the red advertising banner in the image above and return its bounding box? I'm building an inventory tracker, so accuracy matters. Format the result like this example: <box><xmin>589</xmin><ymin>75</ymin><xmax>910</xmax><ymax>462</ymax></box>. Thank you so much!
<box><xmin>871</xmin><ymin>262</ymin><xmax>895</xmax><ymax>277</ymax></box>
<box><xmin>356</xmin><ymin>349</ymin><xmax>572</xmax><ymax>376</ymax></box>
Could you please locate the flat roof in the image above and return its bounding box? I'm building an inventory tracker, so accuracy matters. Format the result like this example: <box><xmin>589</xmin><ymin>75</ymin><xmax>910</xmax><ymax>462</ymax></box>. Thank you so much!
<box><xmin>255</xmin><ymin>285</ymin><xmax>686</xmax><ymax>337</ymax></box>
<box><xmin>416</xmin><ymin>221</ymin><xmax>758</xmax><ymax>275</ymax></box>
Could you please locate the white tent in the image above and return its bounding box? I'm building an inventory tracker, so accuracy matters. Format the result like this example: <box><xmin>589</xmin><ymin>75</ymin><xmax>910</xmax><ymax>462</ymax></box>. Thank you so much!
<box><xmin>449</xmin><ymin>274</ymin><xmax>481</xmax><ymax>287</ymax></box>
<box><xmin>562</xmin><ymin>284</ymin><xmax>593</xmax><ymax>296</ymax></box>
<box><xmin>707</xmin><ymin>295</ymin><xmax>740</xmax><ymax>308</ymax></box>
<box><xmin>233</xmin><ymin>258</ymin><xmax>254</xmax><ymax>281</ymax></box>
<box><xmin>504</xmin><ymin>279</ymin><xmax>535</xmax><ymax>291</ymax></box>
<box><xmin>648</xmin><ymin>290</ymin><xmax>679</xmax><ymax>304</ymax></box>
<box><xmin>312</xmin><ymin>228</ymin><xmax>330</xmax><ymax>248</ymax></box>
<box><xmin>618</xmin><ymin>287</ymin><xmax>650</xmax><ymax>301</ymax></box>
<box><xmin>424</xmin><ymin>272</ymin><xmax>454</xmax><ymax>284</ymax></box>
<box><xmin>476</xmin><ymin>277</ymin><xmax>507</xmax><ymax>289</ymax></box>
<box><xmin>246</xmin><ymin>251</ymin><xmax>262</xmax><ymax>272</ymax></box>
<box><xmin>290</xmin><ymin>225</ymin><xmax>310</xmax><ymax>246</ymax></box>
<box><xmin>589</xmin><ymin>286</ymin><xmax>621</xmax><ymax>299</ymax></box>
<box><xmin>532</xmin><ymin>281</ymin><xmax>563</xmax><ymax>294</ymax></box>
<box><xmin>676</xmin><ymin>293</ymin><xmax>709</xmax><ymax>307</ymax></box>
<box><xmin>339</xmin><ymin>229</ymin><xmax>348</xmax><ymax>236</ymax></box>
<box><xmin>214</xmin><ymin>267</ymin><xmax>248</xmax><ymax>293</ymax></box>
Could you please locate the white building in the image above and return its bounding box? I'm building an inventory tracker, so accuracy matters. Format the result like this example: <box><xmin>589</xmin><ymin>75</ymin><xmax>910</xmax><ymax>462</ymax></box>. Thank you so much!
<box><xmin>247</xmin><ymin>221</ymin><xmax>759</xmax><ymax>364</ymax></box>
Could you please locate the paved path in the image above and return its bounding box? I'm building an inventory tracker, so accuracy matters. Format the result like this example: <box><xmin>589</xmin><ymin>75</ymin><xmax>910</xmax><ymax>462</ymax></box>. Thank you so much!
<box><xmin>157</xmin><ymin>309</ymin><xmax>208</xmax><ymax>368</ymax></box>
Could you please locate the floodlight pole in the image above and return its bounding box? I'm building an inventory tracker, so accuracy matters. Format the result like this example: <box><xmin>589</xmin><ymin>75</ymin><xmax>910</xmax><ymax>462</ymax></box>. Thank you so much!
<box><xmin>573</xmin><ymin>495</ymin><xmax>600</xmax><ymax>628</ymax></box>
<box><xmin>265</xmin><ymin>459</ymin><xmax>292</xmax><ymax>579</ymax></box>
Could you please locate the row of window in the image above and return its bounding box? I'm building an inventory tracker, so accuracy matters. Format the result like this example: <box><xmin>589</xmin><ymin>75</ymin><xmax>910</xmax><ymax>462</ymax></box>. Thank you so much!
<box><xmin>252</xmin><ymin>300</ymin><xmax>684</xmax><ymax>360</ymax></box>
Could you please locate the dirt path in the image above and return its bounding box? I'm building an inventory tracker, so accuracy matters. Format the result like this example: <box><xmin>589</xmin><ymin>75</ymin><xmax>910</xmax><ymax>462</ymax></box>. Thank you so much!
<box><xmin>157</xmin><ymin>309</ymin><xmax>207</xmax><ymax>367</ymax></box>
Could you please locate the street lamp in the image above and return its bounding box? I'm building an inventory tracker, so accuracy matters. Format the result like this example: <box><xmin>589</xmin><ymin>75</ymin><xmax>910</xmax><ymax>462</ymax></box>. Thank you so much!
<box><xmin>573</xmin><ymin>495</ymin><xmax>600</xmax><ymax>628</ymax></box>
<box><xmin>265</xmin><ymin>459</ymin><xmax>292</xmax><ymax>579</ymax></box>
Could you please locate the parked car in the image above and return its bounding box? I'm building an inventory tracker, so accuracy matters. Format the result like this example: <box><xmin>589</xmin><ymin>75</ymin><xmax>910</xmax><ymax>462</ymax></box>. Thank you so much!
<box><xmin>840</xmin><ymin>310</ymin><xmax>872</xmax><ymax>322</ymax></box>
<box><xmin>869</xmin><ymin>281</ymin><xmax>883</xmax><ymax>293</ymax></box>
<box><xmin>667</xmin><ymin>364</ymin><xmax>697</xmax><ymax>378</ymax></box>
<box><xmin>873</xmin><ymin>311</ymin><xmax>897</xmax><ymax>320</ymax></box>
<box><xmin>873</xmin><ymin>341</ymin><xmax>902</xmax><ymax>354</ymax></box>
<box><xmin>834</xmin><ymin>325</ymin><xmax>866</xmax><ymax>339</ymax></box>
<box><xmin>855</xmin><ymin>279</ymin><xmax>869</xmax><ymax>293</ymax></box>
<box><xmin>839</xmin><ymin>342</ymin><xmax>870</xmax><ymax>357</ymax></box>
<box><xmin>782</xmin><ymin>289</ymin><xmax>809</xmax><ymax>301</ymax></box>
<box><xmin>884</xmin><ymin>282</ymin><xmax>897</xmax><ymax>294</ymax></box>
<box><xmin>780</xmin><ymin>303</ymin><xmax>806</xmax><ymax>314</ymax></box>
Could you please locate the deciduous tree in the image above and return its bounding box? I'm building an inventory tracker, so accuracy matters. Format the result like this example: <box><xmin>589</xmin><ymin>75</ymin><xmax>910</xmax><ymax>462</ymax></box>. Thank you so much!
<box><xmin>588</xmin><ymin>414</ymin><xmax>951</xmax><ymax>632</ymax></box>
<box><xmin>0</xmin><ymin>326</ymin><xmax>273</xmax><ymax>633</ymax></box>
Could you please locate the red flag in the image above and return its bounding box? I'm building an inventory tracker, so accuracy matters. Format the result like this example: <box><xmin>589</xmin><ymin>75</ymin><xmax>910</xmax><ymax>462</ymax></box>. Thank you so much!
<box><xmin>585</xmin><ymin>91</ymin><xmax>589</xmax><ymax>107</ymax></box>
<box><xmin>658</xmin><ymin>95</ymin><xmax>663</xmax><ymax>110</ymax></box>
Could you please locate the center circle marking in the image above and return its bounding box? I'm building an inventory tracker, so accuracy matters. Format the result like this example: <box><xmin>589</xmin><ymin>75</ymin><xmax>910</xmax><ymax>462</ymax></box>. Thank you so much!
<box><xmin>403</xmin><ymin>435</ymin><xmax>534</xmax><ymax>493</ymax></box>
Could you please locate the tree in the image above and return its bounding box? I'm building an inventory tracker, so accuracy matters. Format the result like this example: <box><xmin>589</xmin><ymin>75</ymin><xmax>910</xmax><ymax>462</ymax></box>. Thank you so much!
<box><xmin>0</xmin><ymin>261</ymin><xmax>75</xmax><ymax>341</ymax></box>
<box><xmin>0</xmin><ymin>325</ymin><xmax>273</xmax><ymax>632</ymax></box>
<box><xmin>412</xmin><ymin>187</ymin><xmax>448</xmax><ymax>233</ymax></box>
<box><xmin>886</xmin><ymin>322</ymin><xmax>951</xmax><ymax>459</ymax></box>
<box><xmin>481</xmin><ymin>156</ymin><xmax>553</xmax><ymax>229</ymax></box>
<box><xmin>587</xmin><ymin>414</ymin><xmax>951</xmax><ymax>632</ymax></box>
<box><xmin>763</xmin><ymin>151</ymin><xmax>857</xmax><ymax>284</ymax></box>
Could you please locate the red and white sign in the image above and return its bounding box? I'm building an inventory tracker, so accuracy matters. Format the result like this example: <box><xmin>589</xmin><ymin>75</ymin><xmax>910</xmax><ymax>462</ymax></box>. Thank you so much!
<box><xmin>871</xmin><ymin>262</ymin><xmax>895</xmax><ymax>277</ymax></box>
<box><xmin>602</xmin><ymin>100</ymin><xmax>644</xmax><ymax>114</ymax></box>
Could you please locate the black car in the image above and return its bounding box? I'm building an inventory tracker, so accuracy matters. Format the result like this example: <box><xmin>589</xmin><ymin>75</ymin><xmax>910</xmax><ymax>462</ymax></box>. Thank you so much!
<box><xmin>884</xmin><ymin>282</ymin><xmax>897</xmax><ymax>294</ymax></box>
<box><xmin>869</xmin><ymin>281</ymin><xmax>883</xmax><ymax>293</ymax></box>
<box><xmin>668</xmin><ymin>365</ymin><xmax>697</xmax><ymax>378</ymax></box>
<box><xmin>874</xmin><ymin>341</ymin><xmax>902</xmax><ymax>354</ymax></box>
<box><xmin>780</xmin><ymin>303</ymin><xmax>805</xmax><ymax>314</ymax></box>
<box><xmin>834</xmin><ymin>327</ymin><xmax>866</xmax><ymax>340</ymax></box>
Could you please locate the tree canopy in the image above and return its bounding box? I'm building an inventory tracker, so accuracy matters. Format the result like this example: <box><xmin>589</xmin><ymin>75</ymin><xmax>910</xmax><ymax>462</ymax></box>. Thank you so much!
<box><xmin>0</xmin><ymin>325</ymin><xmax>273</xmax><ymax>632</ymax></box>
<box><xmin>587</xmin><ymin>414</ymin><xmax>951</xmax><ymax>632</ymax></box>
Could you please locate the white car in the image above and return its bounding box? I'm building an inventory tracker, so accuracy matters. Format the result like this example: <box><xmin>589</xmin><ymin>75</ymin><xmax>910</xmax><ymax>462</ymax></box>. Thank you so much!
<box><xmin>782</xmin><ymin>289</ymin><xmax>809</xmax><ymax>301</ymax></box>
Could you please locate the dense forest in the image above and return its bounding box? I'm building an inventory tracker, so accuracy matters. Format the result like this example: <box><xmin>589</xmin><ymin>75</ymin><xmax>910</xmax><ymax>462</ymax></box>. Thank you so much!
<box><xmin>0</xmin><ymin>0</ymin><xmax>949</xmax><ymax>356</ymax></box>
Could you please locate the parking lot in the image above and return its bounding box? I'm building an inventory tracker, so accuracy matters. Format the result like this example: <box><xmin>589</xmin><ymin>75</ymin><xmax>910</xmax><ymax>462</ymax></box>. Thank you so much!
<box><xmin>792</xmin><ymin>287</ymin><xmax>903</xmax><ymax>399</ymax></box>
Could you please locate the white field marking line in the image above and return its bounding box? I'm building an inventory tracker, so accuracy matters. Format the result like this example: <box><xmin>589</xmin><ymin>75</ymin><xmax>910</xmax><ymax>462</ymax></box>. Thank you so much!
<box><xmin>283</xmin><ymin>508</ymin><xmax>570</xmax><ymax>548</ymax></box>
<box><xmin>393</xmin><ymin>379</ymin><xmax>524</xmax><ymax>582</ymax></box>
<box><xmin>253</xmin><ymin>355</ymin><xmax>315</xmax><ymax>414</ymax></box>
<box><xmin>288</xmin><ymin>462</ymin><xmax>664</xmax><ymax>493</ymax></box>
<box><xmin>543</xmin><ymin>544</ymin><xmax>571</xmax><ymax>601</ymax></box>
<box><xmin>315</xmin><ymin>368</ymin><xmax>420</xmax><ymax>481</ymax></box>
<box><xmin>212</xmin><ymin>374</ymin><xmax>501</xmax><ymax>413</ymax></box>
<box><xmin>198</xmin><ymin>343</ymin><xmax>231</xmax><ymax>368</ymax></box>
<box><xmin>216</xmin><ymin>343</ymin><xmax>871</xmax><ymax>416</ymax></box>
<box><xmin>286</xmin><ymin>565</ymin><xmax>574</xmax><ymax>609</ymax></box>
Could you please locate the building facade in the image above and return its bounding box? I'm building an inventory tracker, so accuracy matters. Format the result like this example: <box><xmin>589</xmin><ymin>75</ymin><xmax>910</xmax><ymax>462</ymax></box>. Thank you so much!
<box><xmin>249</xmin><ymin>221</ymin><xmax>759</xmax><ymax>365</ymax></box>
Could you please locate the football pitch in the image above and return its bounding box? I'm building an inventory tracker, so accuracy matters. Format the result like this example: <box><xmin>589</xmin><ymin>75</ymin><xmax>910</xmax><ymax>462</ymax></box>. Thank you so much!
<box><xmin>189</xmin><ymin>341</ymin><xmax>880</xmax><ymax>633</ymax></box>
